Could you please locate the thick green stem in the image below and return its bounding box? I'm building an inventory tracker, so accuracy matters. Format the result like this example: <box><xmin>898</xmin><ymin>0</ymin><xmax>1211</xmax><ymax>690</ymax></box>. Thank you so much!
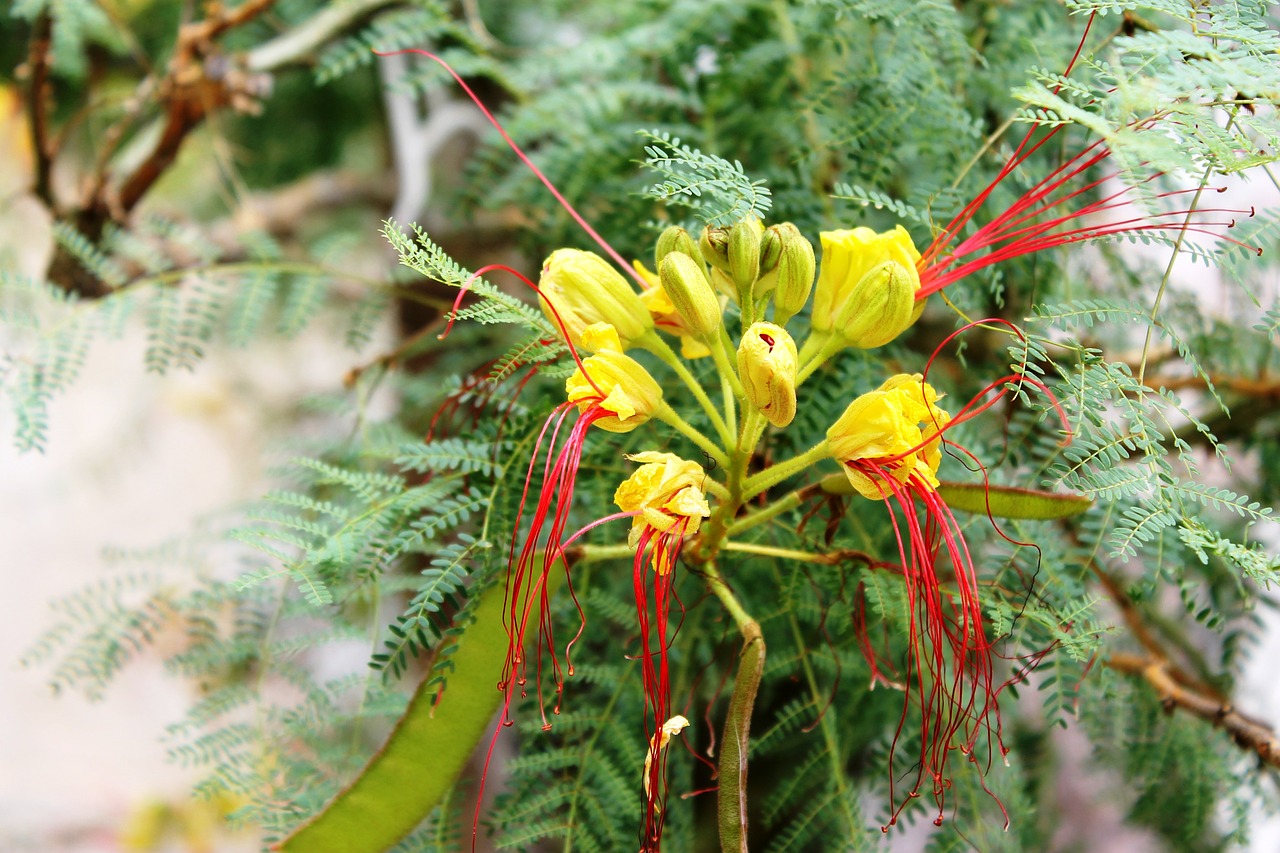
<box><xmin>727</xmin><ymin>488</ymin><xmax>805</xmax><ymax>537</ymax></box>
<box><xmin>658</xmin><ymin>402</ymin><xmax>730</xmax><ymax>469</ymax></box>
<box><xmin>644</xmin><ymin>334</ymin><xmax>732</xmax><ymax>444</ymax></box>
<box><xmin>795</xmin><ymin>333</ymin><xmax>844</xmax><ymax>386</ymax></box>
<box><xmin>723</xmin><ymin>541</ymin><xmax>834</xmax><ymax>564</ymax></box>
<box><xmin>741</xmin><ymin>439</ymin><xmax>830</xmax><ymax>501</ymax></box>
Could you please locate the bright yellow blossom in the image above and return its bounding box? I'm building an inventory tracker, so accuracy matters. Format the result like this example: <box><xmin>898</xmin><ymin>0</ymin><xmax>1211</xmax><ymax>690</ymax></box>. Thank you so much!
<box><xmin>613</xmin><ymin>452</ymin><xmax>711</xmax><ymax>558</ymax></box>
<box><xmin>538</xmin><ymin>249</ymin><xmax>653</xmax><ymax>350</ymax></box>
<box><xmin>564</xmin><ymin>325</ymin><xmax>663</xmax><ymax>433</ymax></box>
<box><xmin>826</xmin><ymin>374</ymin><xmax>950</xmax><ymax>499</ymax></box>
<box><xmin>813</xmin><ymin>226</ymin><xmax>922</xmax><ymax>346</ymax></box>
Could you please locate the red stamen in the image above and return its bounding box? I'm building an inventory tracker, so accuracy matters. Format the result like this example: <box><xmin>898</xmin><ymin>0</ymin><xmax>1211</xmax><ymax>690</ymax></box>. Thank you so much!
<box><xmin>913</xmin><ymin>12</ymin><xmax>1260</xmax><ymax>300</ymax></box>
<box><xmin>376</xmin><ymin>50</ymin><xmax>645</xmax><ymax>287</ymax></box>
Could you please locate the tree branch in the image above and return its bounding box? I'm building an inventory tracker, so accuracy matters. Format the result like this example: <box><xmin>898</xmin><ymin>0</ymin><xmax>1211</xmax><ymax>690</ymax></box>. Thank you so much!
<box><xmin>246</xmin><ymin>0</ymin><xmax>398</xmax><ymax>72</ymax></box>
<box><xmin>1107</xmin><ymin>652</ymin><xmax>1280</xmax><ymax>769</ymax></box>
<box><xmin>25</xmin><ymin>11</ymin><xmax>55</xmax><ymax>206</ymax></box>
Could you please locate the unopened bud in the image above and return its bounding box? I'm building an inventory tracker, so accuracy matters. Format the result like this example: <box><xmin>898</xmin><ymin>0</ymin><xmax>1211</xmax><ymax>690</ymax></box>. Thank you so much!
<box><xmin>813</xmin><ymin>226</ymin><xmax>921</xmax><ymax>335</ymax></box>
<box><xmin>737</xmin><ymin>322</ymin><xmax>798</xmax><ymax>428</ymax></box>
<box><xmin>700</xmin><ymin>226</ymin><xmax>731</xmax><ymax>272</ymax></box>
<box><xmin>538</xmin><ymin>249</ymin><xmax>652</xmax><ymax>350</ymax></box>
<box><xmin>659</xmin><ymin>252</ymin><xmax>722</xmax><ymax>339</ymax></box>
<box><xmin>758</xmin><ymin>223</ymin><xmax>815</xmax><ymax>323</ymax></box>
<box><xmin>834</xmin><ymin>261</ymin><xmax>916</xmax><ymax>349</ymax></box>
<box><xmin>655</xmin><ymin>226</ymin><xmax>704</xmax><ymax>269</ymax></box>
<box><xmin>728</xmin><ymin>216</ymin><xmax>763</xmax><ymax>294</ymax></box>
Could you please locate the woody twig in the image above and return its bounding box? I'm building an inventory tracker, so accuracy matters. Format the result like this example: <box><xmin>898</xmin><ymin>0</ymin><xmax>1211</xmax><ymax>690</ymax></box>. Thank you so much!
<box><xmin>1108</xmin><ymin>652</ymin><xmax>1280</xmax><ymax>769</ymax></box>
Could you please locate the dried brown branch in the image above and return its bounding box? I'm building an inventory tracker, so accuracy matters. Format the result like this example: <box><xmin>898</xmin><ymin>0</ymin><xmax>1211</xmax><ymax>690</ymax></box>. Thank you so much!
<box><xmin>45</xmin><ymin>0</ymin><xmax>279</xmax><ymax>296</ymax></box>
<box><xmin>115</xmin><ymin>0</ymin><xmax>278</xmax><ymax>215</ymax></box>
<box><xmin>1086</xmin><ymin>551</ymin><xmax>1280</xmax><ymax>768</ymax></box>
<box><xmin>1107</xmin><ymin>652</ymin><xmax>1280</xmax><ymax>769</ymax></box>
<box><xmin>25</xmin><ymin>11</ymin><xmax>55</xmax><ymax>205</ymax></box>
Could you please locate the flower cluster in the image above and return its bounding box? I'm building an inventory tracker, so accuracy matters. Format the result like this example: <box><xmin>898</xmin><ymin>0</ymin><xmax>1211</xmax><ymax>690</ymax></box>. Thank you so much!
<box><xmin>497</xmin><ymin>213</ymin><xmax>1029</xmax><ymax>847</ymax></box>
<box><xmin>413</xmin><ymin>31</ymin><xmax>1259</xmax><ymax>849</ymax></box>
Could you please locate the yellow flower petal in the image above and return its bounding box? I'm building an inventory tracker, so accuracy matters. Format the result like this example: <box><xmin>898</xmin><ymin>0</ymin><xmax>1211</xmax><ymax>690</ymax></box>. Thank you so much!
<box><xmin>827</xmin><ymin>375</ymin><xmax>949</xmax><ymax>500</ymax></box>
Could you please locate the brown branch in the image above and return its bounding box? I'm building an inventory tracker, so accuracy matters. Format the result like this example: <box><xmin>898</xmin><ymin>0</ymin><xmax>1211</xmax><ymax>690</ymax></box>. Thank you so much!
<box><xmin>1108</xmin><ymin>652</ymin><xmax>1280</xmax><ymax>769</ymax></box>
<box><xmin>1085</xmin><ymin>544</ymin><xmax>1280</xmax><ymax>768</ymax></box>
<box><xmin>1089</xmin><ymin>561</ymin><xmax>1169</xmax><ymax>666</ymax></box>
<box><xmin>49</xmin><ymin>0</ymin><xmax>278</xmax><ymax>296</ymax></box>
<box><xmin>25</xmin><ymin>11</ymin><xmax>55</xmax><ymax>205</ymax></box>
<box><xmin>115</xmin><ymin>0</ymin><xmax>278</xmax><ymax>215</ymax></box>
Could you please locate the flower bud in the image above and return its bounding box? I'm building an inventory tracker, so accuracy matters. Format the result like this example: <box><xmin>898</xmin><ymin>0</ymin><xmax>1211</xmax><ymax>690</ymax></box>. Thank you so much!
<box><xmin>728</xmin><ymin>216</ymin><xmax>764</xmax><ymax>294</ymax></box>
<box><xmin>614</xmin><ymin>451</ymin><xmax>711</xmax><ymax>553</ymax></box>
<box><xmin>813</xmin><ymin>226</ymin><xmax>921</xmax><ymax>339</ymax></box>
<box><xmin>655</xmin><ymin>226</ymin><xmax>704</xmax><ymax>270</ymax></box>
<box><xmin>737</xmin><ymin>322</ymin><xmax>798</xmax><ymax>428</ymax></box>
<box><xmin>758</xmin><ymin>223</ymin><xmax>815</xmax><ymax>322</ymax></box>
<box><xmin>659</xmin><ymin>252</ymin><xmax>721</xmax><ymax>339</ymax></box>
<box><xmin>634</xmin><ymin>261</ymin><xmax>713</xmax><ymax>358</ymax></box>
<box><xmin>700</xmin><ymin>226</ymin><xmax>731</xmax><ymax>272</ymax></box>
<box><xmin>538</xmin><ymin>249</ymin><xmax>653</xmax><ymax>350</ymax></box>
<box><xmin>565</xmin><ymin>327</ymin><xmax>663</xmax><ymax>433</ymax></box>
<box><xmin>833</xmin><ymin>260</ymin><xmax>917</xmax><ymax>348</ymax></box>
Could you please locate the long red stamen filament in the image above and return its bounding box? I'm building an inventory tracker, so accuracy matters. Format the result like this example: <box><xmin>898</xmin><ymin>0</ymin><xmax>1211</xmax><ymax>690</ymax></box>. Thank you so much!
<box><xmin>376</xmin><ymin>49</ymin><xmax>644</xmax><ymax>286</ymax></box>
<box><xmin>862</xmin><ymin>464</ymin><xmax>1005</xmax><ymax>829</ymax></box>
<box><xmin>437</xmin><ymin>262</ymin><xmax>607</xmax><ymax>398</ymax></box>
<box><xmin>634</xmin><ymin>519</ymin><xmax>691</xmax><ymax>851</ymax></box>
<box><xmin>914</xmin><ymin>12</ymin><xmax>1264</xmax><ymax>299</ymax></box>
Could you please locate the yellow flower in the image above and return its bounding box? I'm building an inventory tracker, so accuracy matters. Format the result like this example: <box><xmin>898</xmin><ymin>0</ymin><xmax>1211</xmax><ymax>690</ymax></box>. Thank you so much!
<box><xmin>634</xmin><ymin>261</ymin><xmax>713</xmax><ymax>358</ymax></box>
<box><xmin>826</xmin><ymin>374</ymin><xmax>950</xmax><ymax>499</ymax></box>
<box><xmin>737</xmin><ymin>322</ymin><xmax>798</xmax><ymax>428</ymax></box>
<box><xmin>564</xmin><ymin>325</ymin><xmax>663</xmax><ymax>433</ymax></box>
<box><xmin>538</xmin><ymin>249</ymin><xmax>653</xmax><ymax>350</ymax></box>
<box><xmin>813</xmin><ymin>226</ymin><xmax>922</xmax><ymax>346</ymax></box>
<box><xmin>614</xmin><ymin>452</ymin><xmax>711</xmax><ymax>559</ymax></box>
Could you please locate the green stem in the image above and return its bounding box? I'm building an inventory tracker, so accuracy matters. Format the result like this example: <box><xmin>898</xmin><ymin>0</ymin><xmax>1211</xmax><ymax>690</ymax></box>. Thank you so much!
<box><xmin>727</xmin><ymin>488</ymin><xmax>806</xmax><ymax>537</ymax></box>
<box><xmin>722</xmin><ymin>371</ymin><xmax>739</xmax><ymax>439</ymax></box>
<box><xmin>658</xmin><ymin>403</ymin><xmax>730</xmax><ymax>469</ymax></box>
<box><xmin>741</xmin><ymin>439</ymin><xmax>830</xmax><ymax>501</ymax></box>
<box><xmin>1136</xmin><ymin>112</ymin><xmax>1234</xmax><ymax>386</ymax></box>
<box><xmin>645</xmin><ymin>334</ymin><xmax>733</xmax><ymax>445</ymax></box>
<box><xmin>724</xmin><ymin>541</ymin><xmax>834</xmax><ymax>564</ymax></box>
<box><xmin>578</xmin><ymin>543</ymin><xmax>636</xmax><ymax>561</ymax></box>
<box><xmin>737</xmin><ymin>408</ymin><xmax>767</xmax><ymax>457</ymax></box>
<box><xmin>795</xmin><ymin>333</ymin><xmax>844</xmax><ymax>386</ymax></box>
